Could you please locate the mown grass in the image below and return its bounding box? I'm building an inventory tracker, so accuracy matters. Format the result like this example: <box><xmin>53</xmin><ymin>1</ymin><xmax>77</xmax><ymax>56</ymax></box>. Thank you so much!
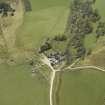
<box><xmin>0</xmin><ymin>63</ymin><xmax>49</xmax><ymax>105</ymax></box>
<box><xmin>58</xmin><ymin>69</ymin><xmax>105</xmax><ymax>105</ymax></box>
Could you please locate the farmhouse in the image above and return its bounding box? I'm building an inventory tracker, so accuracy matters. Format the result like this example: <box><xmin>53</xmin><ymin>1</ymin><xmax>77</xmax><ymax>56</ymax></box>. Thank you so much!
<box><xmin>48</xmin><ymin>52</ymin><xmax>64</xmax><ymax>66</ymax></box>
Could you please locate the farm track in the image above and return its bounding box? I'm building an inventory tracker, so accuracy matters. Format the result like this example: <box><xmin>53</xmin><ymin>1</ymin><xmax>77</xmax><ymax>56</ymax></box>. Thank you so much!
<box><xmin>64</xmin><ymin>65</ymin><xmax>105</xmax><ymax>72</ymax></box>
<box><xmin>40</xmin><ymin>54</ymin><xmax>105</xmax><ymax>105</ymax></box>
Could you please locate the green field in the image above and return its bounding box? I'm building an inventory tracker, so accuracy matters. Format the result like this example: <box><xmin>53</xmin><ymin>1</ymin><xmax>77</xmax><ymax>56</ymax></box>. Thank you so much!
<box><xmin>1</xmin><ymin>0</ymin><xmax>105</xmax><ymax>105</ymax></box>
<box><xmin>57</xmin><ymin>69</ymin><xmax>105</xmax><ymax>105</ymax></box>
<box><xmin>0</xmin><ymin>64</ymin><xmax>49</xmax><ymax>105</ymax></box>
<box><xmin>16</xmin><ymin>0</ymin><xmax>70</xmax><ymax>49</ymax></box>
<box><xmin>0</xmin><ymin>0</ymin><xmax>70</xmax><ymax>105</ymax></box>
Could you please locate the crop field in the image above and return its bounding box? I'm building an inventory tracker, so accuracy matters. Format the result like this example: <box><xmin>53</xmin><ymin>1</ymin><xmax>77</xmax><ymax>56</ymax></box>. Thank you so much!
<box><xmin>57</xmin><ymin>69</ymin><xmax>105</xmax><ymax>105</ymax></box>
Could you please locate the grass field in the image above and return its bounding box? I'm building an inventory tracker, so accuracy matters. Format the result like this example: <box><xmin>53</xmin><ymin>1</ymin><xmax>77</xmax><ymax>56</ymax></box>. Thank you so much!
<box><xmin>57</xmin><ymin>69</ymin><xmax>105</xmax><ymax>105</ymax></box>
<box><xmin>1</xmin><ymin>0</ymin><xmax>105</xmax><ymax>105</ymax></box>
<box><xmin>16</xmin><ymin>0</ymin><xmax>70</xmax><ymax>49</ymax></box>
<box><xmin>85</xmin><ymin>48</ymin><xmax>105</xmax><ymax>68</ymax></box>
<box><xmin>0</xmin><ymin>0</ymin><xmax>70</xmax><ymax>105</ymax></box>
<box><xmin>0</xmin><ymin>63</ymin><xmax>49</xmax><ymax>105</ymax></box>
<box><xmin>84</xmin><ymin>33</ymin><xmax>96</xmax><ymax>51</ymax></box>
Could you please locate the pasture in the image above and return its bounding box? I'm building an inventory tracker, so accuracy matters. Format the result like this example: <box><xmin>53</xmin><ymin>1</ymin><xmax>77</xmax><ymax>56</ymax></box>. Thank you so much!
<box><xmin>57</xmin><ymin>69</ymin><xmax>105</xmax><ymax>105</ymax></box>
<box><xmin>0</xmin><ymin>0</ymin><xmax>105</xmax><ymax>105</ymax></box>
<box><xmin>0</xmin><ymin>63</ymin><xmax>49</xmax><ymax>105</ymax></box>
<box><xmin>0</xmin><ymin>0</ymin><xmax>70</xmax><ymax>105</ymax></box>
<box><xmin>15</xmin><ymin>0</ymin><xmax>70</xmax><ymax>49</ymax></box>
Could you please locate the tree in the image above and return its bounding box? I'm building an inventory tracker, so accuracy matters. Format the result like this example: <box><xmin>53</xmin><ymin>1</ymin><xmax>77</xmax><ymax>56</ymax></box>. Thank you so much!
<box><xmin>39</xmin><ymin>42</ymin><xmax>52</xmax><ymax>53</ymax></box>
<box><xmin>96</xmin><ymin>29</ymin><xmax>105</xmax><ymax>37</ymax></box>
<box><xmin>53</xmin><ymin>35</ymin><xmax>67</xmax><ymax>41</ymax></box>
<box><xmin>76</xmin><ymin>46</ymin><xmax>86</xmax><ymax>58</ymax></box>
<box><xmin>89</xmin><ymin>9</ymin><xmax>101</xmax><ymax>22</ymax></box>
<box><xmin>96</xmin><ymin>22</ymin><xmax>105</xmax><ymax>38</ymax></box>
<box><xmin>97</xmin><ymin>22</ymin><xmax>105</xmax><ymax>28</ymax></box>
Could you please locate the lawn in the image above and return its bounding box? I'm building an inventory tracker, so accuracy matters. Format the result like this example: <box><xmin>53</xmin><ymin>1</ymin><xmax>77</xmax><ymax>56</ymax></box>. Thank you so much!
<box><xmin>57</xmin><ymin>69</ymin><xmax>105</xmax><ymax>105</ymax></box>
<box><xmin>15</xmin><ymin>0</ymin><xmax>70</xmax><ymax>49</ymax></box>
<box><xmin>0</xmin><ymin>63</ymin><xmax>49</xmax><ymax>105</ymax></box>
